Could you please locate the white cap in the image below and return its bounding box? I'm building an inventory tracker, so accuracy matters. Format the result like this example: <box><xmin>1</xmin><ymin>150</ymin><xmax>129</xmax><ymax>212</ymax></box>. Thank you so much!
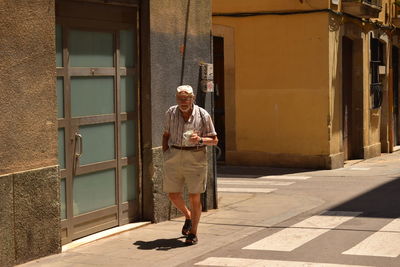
<box><xmin>177</xmin><ymin>85</ymin><xmax>194</xmax><ymax>95</ymax></box>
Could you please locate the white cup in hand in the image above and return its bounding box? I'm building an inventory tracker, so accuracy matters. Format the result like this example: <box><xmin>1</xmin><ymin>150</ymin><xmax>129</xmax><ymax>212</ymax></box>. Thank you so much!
<box><xmin>183</xmin><ymin>130</ymin><xmax>194</xmax><ymax>146</ymax></box>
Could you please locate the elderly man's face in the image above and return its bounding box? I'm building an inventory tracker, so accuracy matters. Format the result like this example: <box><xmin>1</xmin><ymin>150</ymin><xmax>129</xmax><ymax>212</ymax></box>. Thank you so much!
<box><xmin>176</xmin><ymin>92</ymin><xmax>194</xmax><ymax>113</ymax></box>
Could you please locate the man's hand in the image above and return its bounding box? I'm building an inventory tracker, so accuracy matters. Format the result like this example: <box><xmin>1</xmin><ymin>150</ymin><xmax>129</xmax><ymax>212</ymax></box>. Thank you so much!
<box><xmin>189</xmin><ymin>132</ymin><xmax>201</xmax><ymax>144</ymax></box>
<box><xmin>162</xmin><ymin>132</ymin><xmax>170</xmax><ymax>152</ymax></box>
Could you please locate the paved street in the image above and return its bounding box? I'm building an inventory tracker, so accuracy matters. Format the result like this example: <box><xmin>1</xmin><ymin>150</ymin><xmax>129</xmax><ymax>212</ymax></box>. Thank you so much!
<box><xmin>20</xmin><ymin>151</ymin><xmax>400</xmax><ymax>267</ymax></box>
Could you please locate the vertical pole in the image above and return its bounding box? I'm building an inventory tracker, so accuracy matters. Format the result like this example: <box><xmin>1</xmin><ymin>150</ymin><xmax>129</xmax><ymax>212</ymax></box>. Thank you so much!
<box><xmin>210</xmin><ymin>32</ymin><xmax>218</xmax><ymax>209</ymax></box>
<box><xmin>197</xmin><ymin>66</ymin><xmax>208</xmax><ymax>212</ymax></box>
<box><xmin>180</xmin><ymin>0</ymin><xmax>191</xmax><ymax>85</ymax></box>
<box><xmin>389</xmin><ymin>35</ymin><xmax>394</xmax><ymax>152</ymax></box>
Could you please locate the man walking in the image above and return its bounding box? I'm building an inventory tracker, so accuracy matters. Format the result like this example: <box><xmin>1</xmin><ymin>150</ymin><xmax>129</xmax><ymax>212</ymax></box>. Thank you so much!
<box><xmin>162</xmin><ymin>85</ymin><xmax>218</xmax><ymax>245</ymax></box>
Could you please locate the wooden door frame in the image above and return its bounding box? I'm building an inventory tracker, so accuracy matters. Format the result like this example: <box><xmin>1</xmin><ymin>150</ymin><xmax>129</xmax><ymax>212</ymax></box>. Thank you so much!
<box><xmin>342</xmin><ymin>36</ymin><xmax>353</xmax><ymax>160</ymax></box>
<box><xmin>212</xmin><ymin>36</ymin><xmax>226</xmax><ymax>161</ymax></box>
<box><xmin>212</xmin><ymin>24</ymin><xmax>236</xmax><ymax>163</ymax></box>
<box><xmin>391</xmin><ymin>44</ymin><xmax>400</xmax><ymax>148</ymax></box>
<box><xmin>341</xmin><ymin>29</ymin><xmax>365</xmax><ymax>160</ymax></box>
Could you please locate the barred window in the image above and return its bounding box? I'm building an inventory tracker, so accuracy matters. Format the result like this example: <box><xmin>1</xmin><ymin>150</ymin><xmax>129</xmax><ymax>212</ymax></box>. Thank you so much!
<box><xmin>370</xmin><ymin>37</ymin><xmax>383</xmax><ymax>109</ymax></box>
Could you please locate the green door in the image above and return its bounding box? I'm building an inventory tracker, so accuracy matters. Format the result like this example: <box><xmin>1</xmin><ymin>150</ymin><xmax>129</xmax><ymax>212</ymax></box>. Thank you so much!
<box><xmin>56</xmin><ymin>1</ymin><xmax>139</xmax><ymax>244</ymax></box>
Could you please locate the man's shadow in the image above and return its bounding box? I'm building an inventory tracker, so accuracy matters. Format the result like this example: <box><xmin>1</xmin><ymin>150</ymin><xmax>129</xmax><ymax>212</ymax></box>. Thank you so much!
<box><xmin>133</xmin><ymin>237</ymin><xmax>187</xmax><ymax>251</ymax></box>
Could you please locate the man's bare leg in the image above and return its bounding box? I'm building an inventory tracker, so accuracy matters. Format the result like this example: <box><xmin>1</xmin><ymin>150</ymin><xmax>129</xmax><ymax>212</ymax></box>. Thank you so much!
<box><xmin>188</xmin><ymin>193</ymin><xmax>202</xmax><ymax>235</ymax></box>
<box><xmin>168</xmin><ymin>192</ymin><xmax>191</xmax><ymax>219</ymax></box>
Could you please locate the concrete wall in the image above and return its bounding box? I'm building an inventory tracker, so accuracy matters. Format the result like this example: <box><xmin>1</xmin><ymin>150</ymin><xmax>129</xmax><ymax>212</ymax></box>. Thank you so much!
<box><xmin>380</xmin><ymin>32</ymin><xmax>391</xmax><ymax>153</ymax></box>
<box><xmin>328</xmin><ymin>14</ymin><xmax>344</xmax><ymax>164</ymax></box>
<box><xmin>328</xmin><ymin>18</ymin><xmax>384</xmax><ymax>167</ymax></box>
<box><xmin>330</xmin><ymin>0</ymin><xmax>391</xmax><ymax>158</ymax></box>
<box><xmin>141</xmin><ymin>0</ymin><xmax>215</xmax><ymax>222</ymax></box>
<box><xmin>213</xmin><ymin>0</ymin><xmax>391</xmax><ymax>168</ymax></box>
<box><xmin>348</xmin><ymin>0</ymin><xmax>392</xmax><ymax>158</ymax></box>
<box><xmin>213</xmin><ymin>1</ymin><xmax>331</xmax><ymax>168</ymax></box>
<box><xmin>213</xmin><ymin>0</ymin><xmax>329</xmax><ymax>13</ymax></box>
<box><xmin>0</xmin><ymin>1</ymin><xmax>60</xmax><ymax>266</ymax></box>
<box><xmin>149</xmin><ymin>0</ymin><xmax>212</xmax><ymax>145</ymax></box>
<box><xmin>365</xmin><ymin>30</ymin><xmax>384</xmax><ymax>158</ymax></box>
<box><xmin>0</xmin><ymin>1</ymin><xmax>58</xmax><ymax>175</ymax></box>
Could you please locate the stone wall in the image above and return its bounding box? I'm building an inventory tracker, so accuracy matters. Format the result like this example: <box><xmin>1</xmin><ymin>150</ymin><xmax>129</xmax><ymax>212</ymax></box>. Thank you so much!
<box><xmin>0</xmin><ymin>167</ymin><xmax>61</xmax><ymax>267</ymax></box>
<box><xmin>0</xmin><ymin>174</ymin><xmax>14</xmax><ymax>267</ymax></box>
<box><xmin>0</xmin><ymin>1</ymin><xmax>60</xmax><ymax>265</ymax></box>
<box><xmin>141</xmin><ymin>0</ymin><xmax>215</xmax><ymax>222</ymax></box>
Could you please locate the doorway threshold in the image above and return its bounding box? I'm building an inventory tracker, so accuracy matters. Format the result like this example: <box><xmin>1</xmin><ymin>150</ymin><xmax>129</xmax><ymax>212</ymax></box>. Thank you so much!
<box><xmin>344</xmin><ymin>159</ymin><xmax>364</xmax><ymax>167</ymax></box>
<box><xmin>62</xmin><ymin>221</ymin><xmax>151</xmax><ymax>252</ymax></box>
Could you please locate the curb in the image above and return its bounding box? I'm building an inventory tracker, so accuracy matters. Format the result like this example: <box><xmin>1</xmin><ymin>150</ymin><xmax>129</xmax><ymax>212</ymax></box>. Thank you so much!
<box><xmin>61</xmin><ymin>221</ymin><xmax>151</xmax><ymax>252</ymax></box>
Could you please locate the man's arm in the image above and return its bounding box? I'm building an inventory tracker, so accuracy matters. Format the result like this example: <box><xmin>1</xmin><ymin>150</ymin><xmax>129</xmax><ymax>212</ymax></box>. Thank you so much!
<box><xmin>162</xmin><ymin>132</ymin><xmax>170</xmax><ymax>152</ymax></box>
<box><xmin>197</xmin><ymin>109</ymin><xmax>218</xmax><ymax>146</ymax></box>
<box><xmin>190</xmin><ymin>134</ymin><xmax>218</xmax><ymax>146</ymax></box>
<box><xmin>201</xmin><ymin>135</ymin><xmax>218</xmax><ymax>146</ymax></box>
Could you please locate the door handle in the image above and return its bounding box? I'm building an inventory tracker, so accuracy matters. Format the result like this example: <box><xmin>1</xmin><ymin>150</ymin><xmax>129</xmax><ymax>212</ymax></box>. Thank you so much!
<box><xmin>215</xmin><ymin>83</ymin><xmax>220</xmax><ymax>97</ymax></box>
<box><xmin>73</xmin><ymin>133</ymin><xmax>83</xmax><ymax>176</ymax></box>
<box><xmin>75</xmin><ymin>133</ymin><xmax>83</xmax><ymax>158</ymax></box>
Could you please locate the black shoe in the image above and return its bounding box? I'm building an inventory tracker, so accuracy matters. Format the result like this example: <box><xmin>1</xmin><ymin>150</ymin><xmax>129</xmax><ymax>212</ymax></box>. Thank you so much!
<box><xmin>185</xmin><ymin>233</ymin><xmax>198</xmax><ymax>245</ymax></box>
<box><xmin>181</xmin><ymin>219</ymin><xmax>192</xmax><ymax>236</ymax></box>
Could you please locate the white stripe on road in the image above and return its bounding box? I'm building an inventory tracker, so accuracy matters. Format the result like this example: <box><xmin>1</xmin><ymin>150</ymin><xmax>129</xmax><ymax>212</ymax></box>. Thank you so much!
<box><xmin>195</xmin><ymin>257</ymin><xmax>373</xmax><ymax>267</ymax></box>
<box><xmin>243</xmin><ymin>211</ymin><xmax>361</xmax><ymax>251</ymax></box>
<box><xmin>258</xmin><ymin>175</ymin><xmax>311</xmax><ymax>180</ymax></box>
<box><xmin>217</xmin><ymin>188</ymin><xmax>276</xmax><ymax>193</ymax></box>
<box><xmin>218</xmin><ymin>180</ymin><xmax>294</xmax><ymax>186</ymax></box>
<box><xmin>349</xmin><ymin>167</ymin><xmax>370</xmax><ymax>171</ymax></box>
<box><xmin>343</xmin><ymin>218</ymin><xmax>400</xmax><ymax>257</ymax></box>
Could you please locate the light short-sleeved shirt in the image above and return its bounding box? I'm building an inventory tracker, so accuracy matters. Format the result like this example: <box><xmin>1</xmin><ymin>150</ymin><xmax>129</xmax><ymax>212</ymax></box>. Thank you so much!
<box><xmin>164</xmin><ymin>104</ymin><xmax>217</xmax><ymax>147</ymax></box>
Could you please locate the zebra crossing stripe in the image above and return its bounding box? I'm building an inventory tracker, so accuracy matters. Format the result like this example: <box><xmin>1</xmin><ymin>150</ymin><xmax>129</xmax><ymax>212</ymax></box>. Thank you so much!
<box><xmin>258</xmin><ymin>175</ymin><xmax>311</xmax><ymax>180</ymax></box>
<box><xmin>194</xmin><ymin>257</ymin><xmax>373</xmax><ymax>267</ymax></box>
<box><xmin>218</xmin><ymin>180</ymin><xmax>294</xmax><ymax>186</ymax></box>
<box><xmin>217</xmin><ymin>188</ymin><xmax>276</xmax><ymax>193</ymax></box>
<box><xmin>342</xmin><ymin>218</ymin><xmax>400</xmax><ymax>257</ymax></box>
<box><xmin>349</xmin><ymin>167</ymin><xmax>370</xmax><ymax>171</ymax></box>
<box><xmin>243</xmin><ymin>211</ymin><xmax>361</xmax><ymax>251</ymax></box>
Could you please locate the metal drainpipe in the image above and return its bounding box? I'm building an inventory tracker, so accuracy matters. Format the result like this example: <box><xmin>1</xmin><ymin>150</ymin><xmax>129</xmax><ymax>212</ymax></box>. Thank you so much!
<box><xmin>196</xmin><ymin>69</ymin><xmax>208</xmax><ymax>212</ymax></box>
<box><xmin>180</xmin><ymin>0</ymin><xmax>191</xmax><ymax>85</ymax></box>
<box><xmin>210</xmin><ymin>31</ymin><xmax>218</xmax><ymax>210</ymax></box>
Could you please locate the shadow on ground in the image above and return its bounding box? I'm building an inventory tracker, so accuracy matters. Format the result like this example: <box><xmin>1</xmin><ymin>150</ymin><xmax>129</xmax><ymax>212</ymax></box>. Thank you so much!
<box><xmin>329</xmin><ymin>176</ymin><xmax>400</xmax><ymax>218</ymax></box>
<box><xmin>217</xmin><ymin>165</ymin><xmax>316</xmax><ymax>178</ymax></box>
<box><xmin>133</xmin><ymin>237</ymin><xmax>187</xmax><ymax>251</ymax></box>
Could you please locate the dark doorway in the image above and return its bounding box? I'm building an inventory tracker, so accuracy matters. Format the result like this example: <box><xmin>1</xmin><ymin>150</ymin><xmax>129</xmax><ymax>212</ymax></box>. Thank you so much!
<box><xmin>393</xmin><ymin>46</ymin><xmax>400</xmax><ymax>146</ymax></box>
<box><xmin>213</xmin><ymin>36</ymin><xmax>226</xmax><ymax>161</ymax></box>
<box><xmin>342</xmin><ymin>36</ymin><xmax>353</xmax><ymax>160</ymax></box>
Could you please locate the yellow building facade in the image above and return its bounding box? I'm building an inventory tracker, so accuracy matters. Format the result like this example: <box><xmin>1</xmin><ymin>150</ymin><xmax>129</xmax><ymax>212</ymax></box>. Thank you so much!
<box><xmin>212</xmin><ymin>0</ymin><xmax>400</xmax><ymax>169</ymax></box>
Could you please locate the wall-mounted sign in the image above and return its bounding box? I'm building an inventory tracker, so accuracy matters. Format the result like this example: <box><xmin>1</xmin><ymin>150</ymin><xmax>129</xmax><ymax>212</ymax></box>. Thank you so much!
<box><xmin>200</xmin><ymin>63</ymin><xmax>214</xmax><ymax>92</ymax></box>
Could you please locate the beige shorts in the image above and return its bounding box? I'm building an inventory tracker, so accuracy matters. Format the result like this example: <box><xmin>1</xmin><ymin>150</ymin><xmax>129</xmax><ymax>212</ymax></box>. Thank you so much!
<box><xmin>163</xmin><ymin>147</ymin><xmax>208</xmax><ymax>193</ymax></box>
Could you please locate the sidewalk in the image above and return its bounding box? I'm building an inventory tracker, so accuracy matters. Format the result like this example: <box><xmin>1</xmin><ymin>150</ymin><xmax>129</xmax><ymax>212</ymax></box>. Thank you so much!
<box><xmin>19</xmin><ymin>151</ymin><xmax>400</xmax><ymax>267</ymax></box>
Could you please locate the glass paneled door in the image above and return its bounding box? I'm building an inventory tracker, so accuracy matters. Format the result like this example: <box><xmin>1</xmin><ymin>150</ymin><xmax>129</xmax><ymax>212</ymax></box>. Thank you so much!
<box><xmin>56</xmin><ymin>1</ymin><xmax>139</xmax><ymax>244</ymax></box>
